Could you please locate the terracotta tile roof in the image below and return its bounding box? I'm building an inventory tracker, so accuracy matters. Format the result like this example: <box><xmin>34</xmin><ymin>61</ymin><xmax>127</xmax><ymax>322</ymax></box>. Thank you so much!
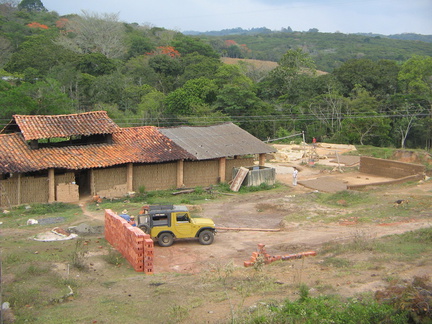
<box><xmin>0</xmin><ymin>111</ymin><xmax>274</xmax><ymax>174</ymax></box>
<box><xmin>2</xmin><ymin>111</ymin><xmax>120</xmax><ymax>141</ymax></box>
<box><xmin>113</xmin><ymin>127</ymin><xmax>195</xmax><ymax>163</ymax></box>
<box><xmin>0</xmin><ymin>127</ymin><xmax>195</xmax><ymax>173</ymax></box>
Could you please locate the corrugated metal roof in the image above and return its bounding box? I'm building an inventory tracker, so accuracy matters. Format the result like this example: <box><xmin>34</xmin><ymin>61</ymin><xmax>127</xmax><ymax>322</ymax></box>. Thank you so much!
<box><xmin>159</xmin><ymin>123</ymin><xmax>276</xmax><ymax>160</ymax></box>
<box><xmin>2</xmin><ymin>111</ymin><xmax>120</xmax><ymax>141</ymax></box>
<box><xmin>0</xmin><ymin>127</ymin><xmax>195</xmax><ymax>173</ymax></box>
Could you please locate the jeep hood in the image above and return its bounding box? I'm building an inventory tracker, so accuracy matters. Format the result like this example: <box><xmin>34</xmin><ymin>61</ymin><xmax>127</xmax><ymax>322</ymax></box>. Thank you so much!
<box><xmin>191</xmin><ymin>218</ymin><xmax>215</xmax><ymax>226</ymax></box>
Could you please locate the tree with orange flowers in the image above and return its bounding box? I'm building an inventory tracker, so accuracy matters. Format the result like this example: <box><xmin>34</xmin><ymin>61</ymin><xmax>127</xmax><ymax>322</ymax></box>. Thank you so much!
<box><xmin>27</xmin><ymin>22</ymin><xmax>48</xmax><ymax>29</ymax></box>
<box><xmin>147</xmin><ymin>46</ymin><xmax>180</xmax><ymax>58</ymax></box>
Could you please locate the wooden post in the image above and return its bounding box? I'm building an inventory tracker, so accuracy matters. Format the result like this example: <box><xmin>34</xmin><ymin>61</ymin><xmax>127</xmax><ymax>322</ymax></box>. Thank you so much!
<box><xmin>90</xmin><ymin>169</ymin><xmax>95</xmax><ymax>196</ymax></box>
<box><xmin>127</xmin><ymin>163</ymin><xmax>133</xmax><ymax>192</ymax></box>
<box><xmin>17</xmin><ymin>173</ymin><xmax>21</xmax><ymax>206</ymax></box>
<box><xmin>219</xmin><ymin>157</ymin><xmax>226</xmax><ymax>183</ymax></box>
<box><xmin>177</xmin><ymin>160</ymin><xmax>184</xmax><ymax>188</ymax></box>
<box><xmin>258</xmin><ymin>153</ymin><xmax>266</xmax><ymax>166</ymax></box>
<box><xmin>48</xmin><ymin>168</ymin><xmax>55</xmax><ymax>203</ymax></box>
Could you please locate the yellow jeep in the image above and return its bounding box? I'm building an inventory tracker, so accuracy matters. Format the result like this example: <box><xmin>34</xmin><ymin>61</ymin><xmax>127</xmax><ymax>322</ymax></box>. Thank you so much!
<box><xmin>137</xmin><ymin>205</ymin><xmax>216</xmax><ymax>247</ymax></box>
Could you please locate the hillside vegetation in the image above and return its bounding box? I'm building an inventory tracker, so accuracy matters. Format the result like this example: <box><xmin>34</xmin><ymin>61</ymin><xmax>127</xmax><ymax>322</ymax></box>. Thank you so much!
<box><xmin>203</xmin><ymin>31</ymin><xmax>432</xmax><ymax>72</ymax></box>
<box><xmin>0</xmin><ymin>0</ymin><xmax>431</xmax><ymax>151</ymax></box>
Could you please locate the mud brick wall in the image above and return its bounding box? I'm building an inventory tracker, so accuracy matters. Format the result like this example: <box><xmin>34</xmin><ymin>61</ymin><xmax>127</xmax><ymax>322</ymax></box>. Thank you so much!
<box><xmin>55</xmin><ymin>172</ymin><xmax>75</xmax><ymax>186</ymax></box>
<box><xmin>56</xmin><ymin>183</ymin><xmax>79</xmax><ymax>203</ymax></box>
<box><xmin>184</xmin><ymin>160</ymin><xmax>219</xmax><ymax>187</ymax></box>
<box><xmin>0</xmin><ymin>176</ymin><xmax>49</xmax><ymax>207</ymax></box>
<box><xmin>225</xmin><ymin>157</ymin><xmax>255</xmax><ymax>181</ymax></box>
<box><xmin>104</xmin><ymin>209</ymin><xmax>154</xmax><ymax>274</ymax></box>
<box><xmin>0</xmin><ymin>172</ymin><xmax>77</xmax><ymax>207</ymax></box>
<box><xmin>360</xmin><ymin>156</ymin><xmax>425</xmax><ymax>179</ymax></box>
<box><xmin>133</xmin><ymin>162</ymin><xmax>177</xmax><ymax>191</ymax></box>
<box><xmin>93</xmin><ymin>166</ymin><xmax>127</xmax><ymax>197</ymax></box>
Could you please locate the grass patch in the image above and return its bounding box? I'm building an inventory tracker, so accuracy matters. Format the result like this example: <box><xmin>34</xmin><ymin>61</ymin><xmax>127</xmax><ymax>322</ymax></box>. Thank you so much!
<box><xmin>86</xmin><ymin>183</ymin><xmax>281</xmax><ymax>216</ymax></box>
<box><xmin>0</xmin><ymin>202</ymin><xmax>81</xmax><ymax>228</ymax></box>
<box><xmin>321</xmin><ymin>227</ymin><xmax>432</xmax><ymax>264</ymax></box>
<box><xmin>103</xmin><ymin>249</ymin><xmax>124</xmax><ymax>266</ymax></box>
<box><xmin>245</xmin><ymin>293</ymin><xmax>408</xmax><ymax>323</ymax></box>
<box><xmin>316</xmin><ymin>190</ymin><xmax>373</xmax><ymax>207</ymax></box>
<box><xmin>323</xmin><ymin>257</ymin><xmax>351</xmax><ymax>268</ymax></box>
<box><xmin>375</xmin><ymin>227</ymin><xmax>432</xmax><ymax>260</ymax></box>
<box><xmin>353</xmin><ymin>145</ymin><xmax>398</xmax><ymax>159</ymax></box>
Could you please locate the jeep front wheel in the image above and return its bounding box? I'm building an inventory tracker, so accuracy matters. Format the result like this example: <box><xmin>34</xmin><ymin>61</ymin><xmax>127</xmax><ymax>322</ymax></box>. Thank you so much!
<box><xmin>158</xmin><ymin>233</ymin><xmax>174</xmax><ymax>247</ymax></box>
<box><xmin>198</xmin><ymin>230</ymin><xmax>214</xmax><ymax>245</ymax></box>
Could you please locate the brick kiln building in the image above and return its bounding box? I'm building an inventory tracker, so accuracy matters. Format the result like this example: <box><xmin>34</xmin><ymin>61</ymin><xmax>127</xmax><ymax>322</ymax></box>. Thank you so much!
<box><xmin>0</xmin><ymin>111</ymin><xmax>275</xmax><ymax>207</ymax></box>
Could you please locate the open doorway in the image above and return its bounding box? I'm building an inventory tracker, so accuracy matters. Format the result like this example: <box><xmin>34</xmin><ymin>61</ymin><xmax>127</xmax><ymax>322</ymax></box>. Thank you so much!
<box><xmin>75</xmin><ymin>170</ymin><xmax>91</xmax><ymax>198</ymax></box>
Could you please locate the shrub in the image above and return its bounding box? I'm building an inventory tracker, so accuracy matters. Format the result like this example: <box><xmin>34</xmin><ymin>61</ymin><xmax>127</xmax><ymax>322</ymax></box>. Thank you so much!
<box><xmin>246</xmin><ymin>290</ymin><xmax>408</xmax><ymax>323</ymax></box>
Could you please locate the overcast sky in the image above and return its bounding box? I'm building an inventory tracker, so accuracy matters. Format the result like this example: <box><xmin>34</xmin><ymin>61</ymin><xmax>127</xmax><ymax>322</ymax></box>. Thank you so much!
<box><xmin>41</xmin><ymin>0</ymin><xmax>432</xmax><ymax>35</ymax></box>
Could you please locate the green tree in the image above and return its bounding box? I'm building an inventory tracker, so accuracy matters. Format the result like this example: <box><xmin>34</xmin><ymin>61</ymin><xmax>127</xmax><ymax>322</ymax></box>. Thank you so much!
<box><xmin>18</xmin><ymin>0</ymin><xmax>46</xmax><ymax>12</ymax></box>
<box><xmin>306</xmin><ymin>90</ymin><xmax>348</xmax><ymax>138</ymax></box>
<box><xmin>4</xmin><ymin>34</ymin><xmax>78</xmax><ymax>76</ymax></box>
<box><xmin>171</xmin><ymin>34</ymin><xmax>219</xmax><ymax>58</ymax></box>
<box><xmin>123</xmin><ymin>55</ymin><xmax>159</xmax><ymax>87</ymax></box>
<box><xmin>125</xmin><ymin>32</ymin><xmax>155</xmax><ymax>58</ymax></box>
<box><xmin>165</xmin><ymin>77</ymin><xmax>217</xmax><ymax>116</ymax></box>
<box><xmin>392</xmin><ymin>99</ymin><xmax>424</xmax><ymax>149</ymax></box>
<box><xmin>148</xmin><ymin>54</ymin><xmax>183</xmax><ymax>93</ymax></box>
<box><xmin>259</xmin><ymin>48</ymin><xmax>316</xmax><ymax>100</ymax></box>
<box><xmin>213</xmin><ymin>64</ymin><xmax>253</xmax><ymax>88</ymax></box>
<box><xmin>214</xmin><ymin>85</ymin><xmax>274</xmax><ymax>138</ymax></box>
<box><xmin>76</xmin><ymin>53</ymin><xmax>117</xmax><ymax>76</ymax></box>
<box><xmin>0</xmin><ymin>78</ymin><xmax>74</xmax><ymax>124</ymax></box>
<box><xmin>136</xmin><ymin>88</ymin><xmax>166</xmax><ymax>126</ymax></box>
<box><xmin>339</xmin><ymin>87</ymin><xmax>391</xmax><ymax>145</ymax></box>
<box><xmin>399</xmin><ymin>55</ymin><xmax>432</xmax><ymax>95</ymax></box>
<box><xmin>0</xmin><ymin>79</ymin><xmax>37</xmax><ymax>125</ymax></box>
<box><xmin>398</xmin><ymin>55</ymin><xmax>432</xmax><ymax>149</ymax></box>
<box><xmin>90</xmin><ymin>72</ymin><xmax>129</xmax><ymax>107</ymax></box>
<box><xmin>179</xmin><ymin>53</ymin><xmax>221</xmax><ymax>84</ymax></box>
<box><xmin>333</xmin><ymin>59</ymin><xmax>400</xmax><ymax>99</ymax></box>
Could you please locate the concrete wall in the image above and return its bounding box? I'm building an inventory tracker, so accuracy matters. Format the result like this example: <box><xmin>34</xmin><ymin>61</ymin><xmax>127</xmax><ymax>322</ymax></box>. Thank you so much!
<box><xmin>233</xmin><ymin>166</ymin><xmax>276</xmax><ymax>187</ymax></box>
<box><xmin>360</xmin><ymin>156</ymin><xmax>425</xmax><ymax>179</ymax></box>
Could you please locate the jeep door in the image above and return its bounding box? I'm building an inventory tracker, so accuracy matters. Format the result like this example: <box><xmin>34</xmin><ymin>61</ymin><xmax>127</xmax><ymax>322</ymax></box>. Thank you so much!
<box><xmin>173</xmin><ymin>212</ymin><xmax>193</xmax><ymax>238</ymax></box>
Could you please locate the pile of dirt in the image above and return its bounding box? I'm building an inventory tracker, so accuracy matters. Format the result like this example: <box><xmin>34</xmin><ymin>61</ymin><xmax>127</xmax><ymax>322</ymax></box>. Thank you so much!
<box><xmin>392</xmin><ymin>150</ymin><xmax>432</xmax><ymax>164</ymax></box>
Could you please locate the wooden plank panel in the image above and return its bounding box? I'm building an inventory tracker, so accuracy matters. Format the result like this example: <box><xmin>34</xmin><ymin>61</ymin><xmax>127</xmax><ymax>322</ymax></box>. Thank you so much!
<box><xmin>230</xmin><ymin>167</ymin><xmax>249</xmax><ymax>192</ymax></box>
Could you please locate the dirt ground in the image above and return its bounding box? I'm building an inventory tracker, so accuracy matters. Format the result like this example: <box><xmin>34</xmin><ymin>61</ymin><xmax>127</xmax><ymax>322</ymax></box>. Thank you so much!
<box><xmin>152</xmin><ymin>177</ymin><xmax>432</xmax><ymax>277</ymax></box>
<box><xmin>132</xmin><ymin>145</ymin><xmax>431</xmax><ymax>323</ymax></box>
<box><xmin>78</xmin><ymin>144</ymin><xmax>431</xmax><ymax>280</ymax></box>
<box><xmin>75</xmin><ymin>144</ymin><xmax>430</xmax><ymax>279</ymax></box>
<box><xmin>4</xmin><ymin>144</ymin><xmax>431</xmax><ymax>323</ymax></box>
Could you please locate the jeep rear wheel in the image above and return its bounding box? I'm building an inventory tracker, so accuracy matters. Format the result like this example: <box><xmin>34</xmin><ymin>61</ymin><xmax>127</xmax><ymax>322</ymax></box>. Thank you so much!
<box><xmin>198</xmin><ymin>230</ymin><xmax>214</xmax><ymax>245</ymax></box>
<box><xmin>158</xmin><ymin>233</ymin><xmax>174</xmax><ymax>247</ymax></box>
<box><xmin>139</xmin><ymin>225</ymin><xmax>150</xmax><ymax>234</ymax></box>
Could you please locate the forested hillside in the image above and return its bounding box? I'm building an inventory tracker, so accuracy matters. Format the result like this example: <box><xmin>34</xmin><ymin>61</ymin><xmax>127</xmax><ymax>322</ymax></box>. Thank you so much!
<box><xmin>201</xmin><ymin>31</ymin><xmax>432</xmax><ymax>72</ymax></box>
<box><xmin>0</xmin><ymin>0</ymin><xmax>431</xmax><ymax>150</ymax></box>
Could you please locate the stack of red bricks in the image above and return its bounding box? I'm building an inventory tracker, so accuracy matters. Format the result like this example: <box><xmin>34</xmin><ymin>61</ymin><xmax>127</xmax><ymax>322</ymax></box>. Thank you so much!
<box><xmin>244</xmin><ymin>243</ymin><xmax>316</xmax><ymax>267</ymax></box>
<box><xmin>104</xmin><ymin>209</ymin><xmax>154</xmax><ymax>274</ymax></box>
